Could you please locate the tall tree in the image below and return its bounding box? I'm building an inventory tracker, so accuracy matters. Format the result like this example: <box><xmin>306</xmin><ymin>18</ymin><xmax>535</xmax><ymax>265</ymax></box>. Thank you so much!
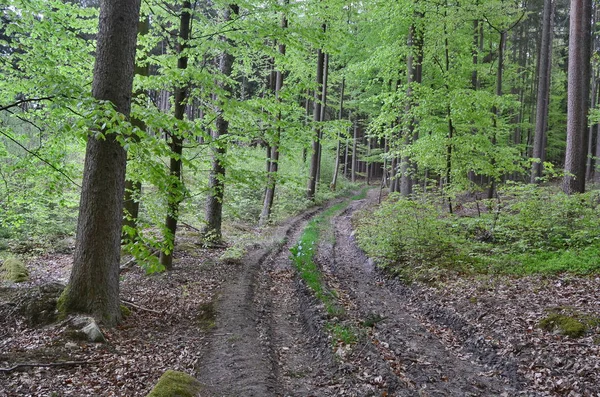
<box><xmin>203</xmin><ymin>4</ymin><xmax>239</xmax><ymax>241</ymax></box>
<box><xmin>160</xmin><ymin>1</ymin><xmax>192</xmax><ymax>270</ymax></box>
<box><xmin>123</xmin><ymin>15</ymin><xmax>150</xmax><ymax>241</ymax></box>
<box><xmin>531</xmin><ymin>0</ymin><xmax>554</xmax><ymax>183</ymax></box>
<box><xmin>62</xmin><ymin>0</ymin><xmax>141</xmax><ymax>326</ymax></box>
<box><xmin>307</xmin><ymin>24</ymin><xmax>327</xmax><ymax>201</ymax></box>
<box><xmin>563</xmin><ymin>0</ymin><xmax>592</xmax><ymax>194</ymax></box>
<box><xmin>259</xmin><ymin>1</ymin><xmax>288</xmax><ymax>226</ymax></box>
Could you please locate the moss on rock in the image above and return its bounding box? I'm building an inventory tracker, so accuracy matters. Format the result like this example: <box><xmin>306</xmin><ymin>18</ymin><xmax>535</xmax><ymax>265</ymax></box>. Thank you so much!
<box><xmin>146</xmin><ymin>370</ymin><xmax>203</xmax><ymax>397</ymax></box>
<box><xmin>539</xmin><ymin>312</ymin><xmax>587</xmax><ymax>338</ymax></box>
<box><xmin>1</xmin><ymin>257</ymin><xmax>29</xmax><ymax>283</ymax></box>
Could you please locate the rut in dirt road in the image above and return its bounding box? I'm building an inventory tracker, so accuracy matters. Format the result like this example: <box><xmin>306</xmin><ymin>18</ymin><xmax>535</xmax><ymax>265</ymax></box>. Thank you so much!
<box><xmin>325</xmin><ymin>192</ymin><xmax>521</xmax><ymax>396</ymax></box>
<box><xmin>195</xmin><ymin>205</ymin><xmax>342</xmax><ymax>396</ymax></box>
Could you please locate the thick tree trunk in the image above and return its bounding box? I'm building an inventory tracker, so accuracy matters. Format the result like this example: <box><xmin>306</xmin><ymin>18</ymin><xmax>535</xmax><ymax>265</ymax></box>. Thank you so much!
<box><xmin>64</xmin><ymin>0</ymin><xmax>141</xmax><ymax>326</ymax></box>
<box><xmin>203</xmin><ymin>5</ymin><xmax>238</xmax><ymax>239</ymax></box>
<box><xmin>160</xmin><ymin>1</ymin><xmax>192</xmax><ymax>270</ymax></box>
<box><xmin>531</xmin><ymin>0</ymin><xmax>554</xmax><ymax>183</ymax></box>
<box><xmin>259</xmin><ymin>3</ymin><xmax>288</xmax><ymax>226</ymax></box>
<box><xmin>563</xmin><ymin>0</ymin><xmax>592</xmax><ymax>194</ymax></box>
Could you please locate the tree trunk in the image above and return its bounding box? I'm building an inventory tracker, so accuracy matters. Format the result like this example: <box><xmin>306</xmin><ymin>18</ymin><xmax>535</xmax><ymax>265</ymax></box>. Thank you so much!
<box><xmin>351</xmin><ymin>121</ymin><xmax>358</xmax><ymax>183</ymax></box>
<box><xmin>259</xmin><ymin>2</ymin><xmax>288</xmax><ymax>226</ymax></box>
<box><xmin>315</xmin><ymin>52</ymin><xmax>329</xmax><ymax>186</ymax></box>
<box><xmin>563</xmin><ymin>0</ymin><xmax>592</xmax><ymax>194</ymax></box>
<box><xmin>160</xmin><ymin>1</ymin><xmax>192</xmax><ymax>270</ymax></box>
<box><xmin>64</xmin><ymin>0</ymin><xmax>141</xmax><ymax>326</ymax></box>
<box><xmin>331</xmin><ymin>78</ymin><xmax>345</xmax><ymax>191</ymax></box>
<box><xmin>123</xmin><ymin>16</ymin><xmax>149</xmax><ymax>242</ymax></box>
<box><xmin>203</xmin><ymin>5</ymin><xmax>238</xmax><ymax>239</ymax></box>
<box><xmin>307</xmin><ymin>35</ymin><xmax>325</xmax><ymax>200</ymax></box>
<box><xmin>531</xmin><ymin>0</ymin><xmax>554</xmax><ymax>183</ymax></box>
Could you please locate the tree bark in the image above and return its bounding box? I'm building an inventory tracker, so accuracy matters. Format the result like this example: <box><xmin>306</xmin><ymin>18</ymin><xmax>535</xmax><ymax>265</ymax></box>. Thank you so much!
<box><xmin>64</xmin><ymin>0</ymin><xmax>141</xmax><ymax>326</ymax></box>
<box><xmin>307</xmin><ymin>36</ymin><xmax>325</xmax><ymax>200</ymax></box>
<box><xmin>259</xmin><ymin>2</ymin><xmax>288</xmax><ymax>226</ymax></box>
<box><xmin>331</xmin><ymin>78</ymin><xmax>345</xmax><ymax>191</ymax></box>
<box><xmin>531</xmin><ymin>0</ymin><xmax>554</xmax><ymax>183</ymax></box>
<box><xmin>563</xmin><ymin>0</ymin><xmax>592</xmax><ymax>194</ymax></box>
<box><xmin>123</xmin><ymin>16</ymin><xmax>150</xmax><ymax>242</ymax></box>
<box><xmin>160</xmin><ymin>1</ymin><xmax>192</xmax><ymax>270</ymax></box>
<box><xmin>203</xmin><ymin>4</ymin><xmax>238</xmax><ymax>239</ymax></box>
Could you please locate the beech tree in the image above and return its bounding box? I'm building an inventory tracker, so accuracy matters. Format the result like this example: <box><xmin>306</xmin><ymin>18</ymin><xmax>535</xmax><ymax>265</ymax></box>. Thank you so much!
<box><xmin>203</xmin><ymin>4</ymin><xmax>239</xmax><ymax>241</ymax></box>
<box><xmin>62</xmin><ymin>0</ymin><xmax>141</xmax><ymax>326</ymax></box>
<box><xmin>563</xmin><ymin>0</ymin><xmax>592</xmax><ymax>194</ymax></box>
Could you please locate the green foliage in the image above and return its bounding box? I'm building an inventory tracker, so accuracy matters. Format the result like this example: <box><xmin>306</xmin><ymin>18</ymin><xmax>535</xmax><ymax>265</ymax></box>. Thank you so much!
<box><xmin>355</xmin><ymin>185</ymin><xmax>600</xmax><ymax>280</ymax></box>
<box><xmin>326</xmin><ymin>323</ymin><xmax>358</xmax><ymax>345</ymax></box>
<box><xmin>354</xmin><ymin>194</ymin><xmax>475</xmax><ymax>282</ymax></box>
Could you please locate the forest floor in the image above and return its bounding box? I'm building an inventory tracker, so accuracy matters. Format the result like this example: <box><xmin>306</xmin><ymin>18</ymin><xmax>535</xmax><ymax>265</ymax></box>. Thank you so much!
<box><xmin>1</xmin><ymin>188</ymin><xmax>600</xmax><ymax>396</ymax></box>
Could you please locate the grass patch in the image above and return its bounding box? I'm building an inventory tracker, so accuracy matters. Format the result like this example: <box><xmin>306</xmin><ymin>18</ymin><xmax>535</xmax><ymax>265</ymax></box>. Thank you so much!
<box><xmin>326</xmin><ymin>323</ymin><xmax>358</xmax><ymax>345</ymax></box>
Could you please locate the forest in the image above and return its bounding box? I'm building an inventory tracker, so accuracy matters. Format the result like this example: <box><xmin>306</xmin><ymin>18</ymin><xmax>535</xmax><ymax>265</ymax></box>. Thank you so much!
<box><xmin>1</xmin><ymin>0</ymin><xmax>600</xmax><ymax>396</ymax></box>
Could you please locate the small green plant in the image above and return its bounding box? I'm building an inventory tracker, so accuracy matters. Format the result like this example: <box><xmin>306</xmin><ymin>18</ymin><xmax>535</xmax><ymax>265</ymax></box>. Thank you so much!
<box><xmin>326</xmin><ymin>323</ymin><xmax>358</xmax><ymax>345</ymax></box>
<box><xmin>538</xmin><ymin>308</ymin><xmax>598</xmax><ymax>338</ymax></box>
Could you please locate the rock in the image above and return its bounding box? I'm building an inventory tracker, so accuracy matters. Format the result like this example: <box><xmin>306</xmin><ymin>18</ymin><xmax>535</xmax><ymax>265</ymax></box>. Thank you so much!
<box><xmin>146</xmin><ymin>370</ymin><xmax>204</xmax><ymax>397</ymax></box>
<box><xmin>15</xmin><ymin>283</ymin><xmax>64</xmax><ymax>326</ymax></box>
<box><xmin>69</xmin><ymin>316</ymin><xmax>106</xmax><ymax>343</ymax></box>
<box><xmin>82</xmin><ymin>320</ymin><xmax>106</xmax><ymax>343</ymax></box>
<box><xmin>1</xmin><ymin>257</ymin><xmax>29</xmax><ymax>283</ymax></box>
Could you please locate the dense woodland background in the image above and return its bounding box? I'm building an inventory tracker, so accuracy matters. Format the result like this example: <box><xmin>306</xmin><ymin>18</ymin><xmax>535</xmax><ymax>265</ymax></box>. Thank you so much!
<box><xmin>1</xmin><ymin>0</ymin><xmax>600</xmax><ymax>323</ymax></box>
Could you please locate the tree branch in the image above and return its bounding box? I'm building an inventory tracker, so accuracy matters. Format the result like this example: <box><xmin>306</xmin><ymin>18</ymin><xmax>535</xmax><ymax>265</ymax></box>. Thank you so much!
<box><xmin>0</xmin><ymin>96</ymin><xmax>55</xmax><ymax>112</ymax></box>
<box><xmin>0</xmin><ymin>361</ymin><xmax>100</xmax><ymax>374</ymax></box>
<box><xmin>0</xmin><ymin>129</ymin><xmax>82</xmax><ymax>188</ymax></box>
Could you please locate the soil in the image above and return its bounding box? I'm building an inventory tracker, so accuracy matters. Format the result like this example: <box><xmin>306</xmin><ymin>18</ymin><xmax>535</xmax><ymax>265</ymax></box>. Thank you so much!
<box><xmin>1</xmin><ymin>188</ymin><xmax>599</xmax><ymax>396</ymax></box>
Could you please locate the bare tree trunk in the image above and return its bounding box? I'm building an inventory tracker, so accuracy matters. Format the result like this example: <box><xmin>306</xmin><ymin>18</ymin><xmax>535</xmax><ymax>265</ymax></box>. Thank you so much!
<box><xmin>531</xmin><ymin>0</ymin><xmax>554</xmax><ymax>183</ymax></box>
<box><xmin>563</xmin><ymin>0</ymin><xmax>592</xmax><ymax>194</ymax></box>
<box><xmin>307</xmin><ymin>32</ymin><xmax>326</xmax><ymax>200</ymax></box>
<box><xmin>331</xmin><ymin>78</ymin><xmax>345</xmax><ymax>191</ymax></box>
<box><xmin>160</xmin><ymin>1</ymin><xmax>192</xmax><ymax>270</ymax></box>
<box><xmin>260</xmin><ymin>2</ymin><xmax>288</xmax><ymax>226</ymax></box>
<box><xmin>315</xmin><ymin>52</ymin><xmax>329</xmax><ymax>186</ymax></box>
<box><xmin>63</xmin><ymin>0</ymin><xmax>140</xmax><ymax>326</ymax></box>
<box><xmin>203</xmin><ymin>4</ymin><xmax>239</xmax><ymax>239</ymax></box>
<box><xmin>351</xmin><ymin>121</ymin><xmax>358</xmax><ymax>183</ymax></box>
<box><xmin>123</xmin><ymin>16</ymin><xmax>150</xmax><ymax>242</ymax></box>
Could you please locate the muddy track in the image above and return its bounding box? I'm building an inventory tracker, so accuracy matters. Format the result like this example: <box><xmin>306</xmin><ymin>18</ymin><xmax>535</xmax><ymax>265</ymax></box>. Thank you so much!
<box><xmin>197</xmin><ymin>190</ymin><xmax>526</xmax><ymax>396</ymax></box>
<box><xmin>323</xmin><ymin>190</ymin><xmax>523</xmax><ymax>396</ymax></box>
<box><xmin>196</xmin><ymin>202</ymin><xmax>342</xmax><ymax>396</ymax></box>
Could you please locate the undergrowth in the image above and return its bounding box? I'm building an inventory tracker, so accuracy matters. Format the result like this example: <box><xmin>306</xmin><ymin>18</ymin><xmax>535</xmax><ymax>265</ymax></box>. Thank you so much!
<box><xmin>354</xmin><ymin>184</ymin><xmax>600</xmax><ymax>281</ymax></box>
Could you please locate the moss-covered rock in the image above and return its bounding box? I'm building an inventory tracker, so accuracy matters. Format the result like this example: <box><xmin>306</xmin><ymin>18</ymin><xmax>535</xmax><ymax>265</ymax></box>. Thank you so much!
<box><xmin>1</xmin><ymin>257</ymin><xmax>29</xmax><ymax>283</ymax></box>
<box><xmin>146</xmin><ymin>370</ymin><xmax>204</xmax><ymax>397</ymax></box>
<box><xmin>539</xmin><ymin>312</ymin><xmax>587</xmax><ymax>338</ymax></box>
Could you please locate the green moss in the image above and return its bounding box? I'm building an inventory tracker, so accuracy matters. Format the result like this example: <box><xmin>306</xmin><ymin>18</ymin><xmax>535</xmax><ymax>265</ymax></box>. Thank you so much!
<box><xmin>539</xmin><ymin>313</ymin><xmax>587</xmax><ymax>338</ymax></box>
<box><xmin>1</xmin><ymin>257</ymin><xmax>29</xmax><ymax>282</ymax></box>
<box><xmin>196</xmin><ymin>302</ymin><xmax>216</xmax><ymax>330</ymax></box>
<box><xmin>56</xmin><ymin>284</ymin><xmax>70</xmax><ymax>319</ymax></box>
<box><xmin>120</xmin><ymin>304</ymin><xmax>132</xmax><ymax>318</ymax></box>
<box><xmin>146</xmin><ymin>370</ymin><xmax>203</xmax><ymax>397</ymax></box>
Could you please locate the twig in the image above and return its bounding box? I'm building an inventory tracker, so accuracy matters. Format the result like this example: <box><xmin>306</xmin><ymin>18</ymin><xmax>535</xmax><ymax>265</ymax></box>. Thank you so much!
<box><xmin>181</xmin><ymin>222</ymin><xmax>201</xmax><ymax>232</ymax></box>
<box><xmin>0</xmin><ymin>360</ymin><xmax>99</xmax><ymax>374</ymax></box>
<box><xmin>121</xmin><ymin>299</ymin><xmax>162</xmax><ymax>314</ymax></box>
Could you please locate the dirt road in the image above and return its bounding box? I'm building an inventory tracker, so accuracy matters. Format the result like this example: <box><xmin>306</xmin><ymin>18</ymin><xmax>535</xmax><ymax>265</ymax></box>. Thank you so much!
<box><xmin>196</xmin><ymin>190</ymin><xmax>519</xmax><ymax>396</ymax></box>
